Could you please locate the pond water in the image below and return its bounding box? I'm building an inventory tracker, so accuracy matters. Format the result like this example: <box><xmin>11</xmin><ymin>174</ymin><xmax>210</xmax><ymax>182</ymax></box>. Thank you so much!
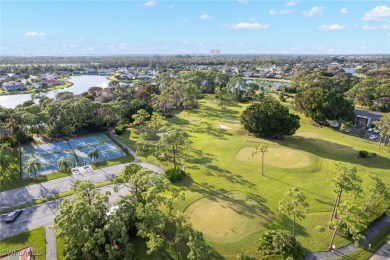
<box><xmin>0</xmin><ymin>75</ymin><xmax>111</xmax><ymax>108</ymax></box>
<box><xmin>343</xmin><ymin>68</ymin><xmax>357</xmax><ymax>75</ymax></box>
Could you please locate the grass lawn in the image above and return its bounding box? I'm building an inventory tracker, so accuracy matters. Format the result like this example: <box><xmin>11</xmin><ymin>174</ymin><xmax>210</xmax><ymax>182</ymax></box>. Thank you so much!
<box><xmin>0</xmin><ymin>226</ymin><xmax>46</xmax><ymax>260</ymax></box>
<box><xmin>90</xmin><ymin>155</ymin><xmax>134</xmax><ymax>169</ymax></box>
<box><xmin>117</xmin><ymin>94</ymin><xmax>390</xmax><ymax>259</ymax></box>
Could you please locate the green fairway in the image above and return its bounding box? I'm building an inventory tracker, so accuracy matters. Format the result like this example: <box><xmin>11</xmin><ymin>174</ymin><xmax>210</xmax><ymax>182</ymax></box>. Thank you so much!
<box><xmin>118</xmin><ymin>95</ymin><xmax>390</xmax><ymax>259</ymax></box>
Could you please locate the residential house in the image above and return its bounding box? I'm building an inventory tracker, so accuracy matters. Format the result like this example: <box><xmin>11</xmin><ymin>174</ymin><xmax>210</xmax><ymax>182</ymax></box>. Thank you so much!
<box><xmin>31</xmin><ymin>83</ymin><xmax>42</xmax><ymax>89</ymax></box>
<box><xmin>2</xmin><ymin>82</ymin><xmax>27</xmax><ymax>92</ymax></box>
<box><xmin>137</xmin><ymin>75</ymin><xmax>152</xmax><ymax>81</ymax></box>
<box><xmin>86</xmin><ymin>69</ymin><xmax>98</xmax><ymax>75</ymax></box>
<box><xmin>373</xmin><ymin>97</ymin><xmax>390</xmax><ymax>109</ymax></box>
<box><xmin>42</xmin><ymin>78</ymin><xmax>58</xmax><ymax>87</ymax></box>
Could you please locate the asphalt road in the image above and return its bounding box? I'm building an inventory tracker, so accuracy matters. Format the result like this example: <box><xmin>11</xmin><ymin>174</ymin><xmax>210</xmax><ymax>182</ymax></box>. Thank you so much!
<box><xmin>0</xmin><ymin>184</ymin><xmax>130</xmax><ymax>240</ymax></box>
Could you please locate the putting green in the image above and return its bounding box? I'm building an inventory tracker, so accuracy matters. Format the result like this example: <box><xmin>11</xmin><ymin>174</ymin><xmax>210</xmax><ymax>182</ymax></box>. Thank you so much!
<box><xmin>186</xmin><ymin>191</ymin><xmax>271</xmax><ymax>243</ymax></box>
<box><xmin>235</xmin><ymin>147</ymin><xmax>310</xmax><ymax>168</ymax></box>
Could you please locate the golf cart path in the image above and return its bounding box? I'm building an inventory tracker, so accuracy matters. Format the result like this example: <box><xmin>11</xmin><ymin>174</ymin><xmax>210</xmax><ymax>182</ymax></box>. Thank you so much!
<box><xmin>305</xmin><ymin>215</ymin><xmax>390</xmax><ymax>259</ymax></box>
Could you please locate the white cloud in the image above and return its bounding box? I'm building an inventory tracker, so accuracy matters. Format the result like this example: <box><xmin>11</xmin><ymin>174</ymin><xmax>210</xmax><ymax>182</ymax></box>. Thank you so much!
<box><xmin>237</xmin><ymin>0</ymin><xmax>248</xmax><ymax>3</ymax></box>
<box><xmin>269</xmin><ymin>9</ymin><xmax>293</xmax><ymax>15</ymax></box>
<box><xmin>226</xmin><ymin>22</ymin><xmax>270</xmax><ymax>30</ymax></box>
<box><xmin>168</xmin><ymin>4</ymin><xmax>174</xmax><ymax>9</ymax></box>
<box><xmin>361</xmin><ymin>46</ymin><xmax>367</xmax><ymax>50</ymax></box>
<box><xmin>302</xmin><ymin>6</ymin><xmax>324</xmax><ymax>17</ymax></box>
<box><xmin>182</xmin><ymin>18</ymin><xmax>188</xmax><ymax>23</ymax></box>
<box><xmin>119</xmin><ymin>43</ymin><xmax>128</xmax><ymax>49</ymax></box>
<box><xmin>362</xmin><ymin>5</ymin><xmax>390</xmax><ymax>22</ymax></box>
<box><xmin>341</xmin><ymin>8</ymin><xmax>348</xmax><ymax>14</ymax></box>
<box><xmin>326</xmin><ymin>48</ymin><xmax>335</xmax><ymax>53</ymax></box>
<box><xmin>286</xmin><ymin>0</ymin><xmax>298</xmax><ymax>7</ymax></box>
<box><xmin>143</xmin><ymin>1</ymin><xmax>156</xmax><ymax>7</ymax></box>
<box><xmin>200</xmin><ymin>14</ymin><xmax>212</xmax><ymax>20</ymax></box>
<box><xmin>318</xmin><ymin>24</ymin><xmax>345</xmax><ymax>30</ymax></box>
<box><xmin>68</xmin><ymin>44</ymin><xmax>78</xmax><ymax>48</ymax></box>
<box><xmin>24</xmin><ymin>32</ymin><xmax>47</xmax><ymax>39</ymax></box>
<box><xmin>362</xmin><ymin>25</ymin><xmax>376</xmax><ymax>30</ymax></box>
<box><xmin>362</xmin><ymin>24</ymin><xmax>389</xmax><ymax>30</ymax></box>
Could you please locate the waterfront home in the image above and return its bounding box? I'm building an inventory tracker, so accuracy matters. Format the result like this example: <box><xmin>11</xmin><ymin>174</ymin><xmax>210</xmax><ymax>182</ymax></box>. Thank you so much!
<box><xmin>2</xmin><ymin>82</ymin><xmax>27</xmax><ymax>91</ymax></box>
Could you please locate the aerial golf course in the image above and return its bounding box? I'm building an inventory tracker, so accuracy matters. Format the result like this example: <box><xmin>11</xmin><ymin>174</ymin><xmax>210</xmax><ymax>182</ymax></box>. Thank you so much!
<box><xmin>118</xmin><ymin>95</ymin><xmax>390</xmax><ymax>259</ymax></box>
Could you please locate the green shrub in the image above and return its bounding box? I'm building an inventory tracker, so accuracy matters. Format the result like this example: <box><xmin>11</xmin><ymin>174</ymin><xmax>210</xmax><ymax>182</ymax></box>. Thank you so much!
<box><xmin>359</xmin><ymin>150</ymin><xmax>369</xmax><ymax>158</ymax></box>
<box><xmin>165</xmin><ymin>168</ymin><xmax>185</xmax><ymax>183</ymax></box>
<box><xmin>315</xmin><ymin>225</ymin><xmax>325</xmax><ymax>232</ymax></box>
<box><xmin>114</xmin><ymin>124</ymin><xmax>127</xmax><ymax>135</ymax></box>
<box><xmin>257</xmin><ymin>229</ymin><xmax>304</xmax><ymax>259</ymax></box>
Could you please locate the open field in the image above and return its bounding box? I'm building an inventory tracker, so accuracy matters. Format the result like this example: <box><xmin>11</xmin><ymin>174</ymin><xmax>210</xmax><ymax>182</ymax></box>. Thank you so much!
<box><xmin>117</xmin><ymin>95</ymin><xmax>390</xmax><ymax>259</ymax></box>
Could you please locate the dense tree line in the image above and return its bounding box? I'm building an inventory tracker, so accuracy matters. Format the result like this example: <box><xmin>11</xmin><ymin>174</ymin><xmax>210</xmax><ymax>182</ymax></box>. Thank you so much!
<box><xmin>55</xmin><ymin>164</ymin><xmax>211</xmax><ymax>259</ymax></box>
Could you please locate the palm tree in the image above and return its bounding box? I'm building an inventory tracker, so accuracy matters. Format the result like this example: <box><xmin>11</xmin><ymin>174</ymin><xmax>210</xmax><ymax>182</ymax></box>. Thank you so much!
<box><xmin>23</xmin><ymin>158</ymin><xmax>42</xmax><ymax>179</ymax></box>
<box><xmin>0</xmin><ymin>143</ymin><xmax>12</xmax><ymax>177</ymax></box>
<box><xmin>88</xmin><ymin>149</ymin><xmax>99</xmax><ymax>162</ymax></box>
<box><xmin>57</xmin><ymin>158</ymin><xmax>73</xmax><ymax>173</ymax></box>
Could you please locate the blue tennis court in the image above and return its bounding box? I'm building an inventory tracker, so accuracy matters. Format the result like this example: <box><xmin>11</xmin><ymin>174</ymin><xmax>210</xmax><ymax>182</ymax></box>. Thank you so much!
<box><xmin>21</xmin><ymin>133</ymin><xmax>126</xmax><ymax>178</ymax></box>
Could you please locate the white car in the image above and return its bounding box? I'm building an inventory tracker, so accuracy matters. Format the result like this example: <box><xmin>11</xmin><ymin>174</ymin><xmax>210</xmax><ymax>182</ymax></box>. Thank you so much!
<box><xmin>367</xmin><ymin>128</ymin><xmax>373</xmax><ymax>132</ymax></box>
<box><xmin>369</xmin><ymin>135</ymin><xmax>378</xmax><ymax>140</ymax></box>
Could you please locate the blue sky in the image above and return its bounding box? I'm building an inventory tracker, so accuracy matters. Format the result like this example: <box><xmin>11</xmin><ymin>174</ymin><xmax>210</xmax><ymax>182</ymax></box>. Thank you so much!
<box><xmin>1</xmin><ymin>0</ymin><xmax>390</xmax><ymax>55</ymax></box>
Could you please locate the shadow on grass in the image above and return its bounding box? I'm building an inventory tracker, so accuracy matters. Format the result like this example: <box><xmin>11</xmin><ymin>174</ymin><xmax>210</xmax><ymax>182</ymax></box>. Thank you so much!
<box><xmin>278</xmin><ymin>136</ymin><xmax>390</xmax><ymax>170</ymax></box>
<box><xmin>194</xmin><ymin>105</ymin><xmax>240</xmax><ymax>122</ymax></box>
<box><xmin>186</xmin><ymin>121</ymin><xmax>233</xmax><ymax>140</ymax></box>
<box><xmin>268</xmin><ymin>214</ymin><xmax>309</xmax><ymax>237</ymax></box>
<box><xmin>181</xmin><ymin>175</ymin><xmax>270</xmax><ymax>220</ymax></box>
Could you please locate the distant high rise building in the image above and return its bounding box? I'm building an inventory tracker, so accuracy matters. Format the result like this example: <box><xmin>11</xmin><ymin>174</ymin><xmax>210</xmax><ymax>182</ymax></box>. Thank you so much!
<box><xmin>209</xmin><ymin>49</ymin><xmax>221</xmax><ymax>56</ymax></box>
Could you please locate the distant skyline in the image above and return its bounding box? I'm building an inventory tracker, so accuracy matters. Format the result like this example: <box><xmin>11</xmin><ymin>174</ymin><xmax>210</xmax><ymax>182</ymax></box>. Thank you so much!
<box><xmin>1</xmin><ymin>0</ymin><xmax>390</xmax><ymax>55</ymax></box>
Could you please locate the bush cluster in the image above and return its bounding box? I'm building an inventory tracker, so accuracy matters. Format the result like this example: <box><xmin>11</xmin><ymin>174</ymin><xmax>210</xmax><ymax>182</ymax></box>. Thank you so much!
<box><xmin>114</xmin><ymin>124</ymin><xmax>128</xmax><ymax>135</ymax></box>
<box><xmin>165</xmin><ymin>168</ymin><xmax>186</xmax><ymax>183</ymax></box>
<box><xmin>358</xmin><ymin>150</ymin><xmax>377</xmax><ymax>158</ymax></box>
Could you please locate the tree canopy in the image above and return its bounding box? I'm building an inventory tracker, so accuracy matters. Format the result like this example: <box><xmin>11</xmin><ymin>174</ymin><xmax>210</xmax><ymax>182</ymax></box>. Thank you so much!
<box><xmin>241</xmin><ymin>99</ymin><xmax>300</xmax><ymax>139</ymax></box>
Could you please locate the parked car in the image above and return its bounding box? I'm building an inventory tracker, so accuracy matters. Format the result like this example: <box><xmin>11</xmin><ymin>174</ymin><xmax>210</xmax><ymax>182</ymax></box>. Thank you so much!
<box><xmin>369</xmin><ymin>135</ymin><xmax>378</xmax><ymax>140</ymax></box>
<box><xmin>4</xmin><ymin>210</ymin><xmax>22</xmax><ymax>223</ymax></box>
<box><xmin>373</xmin><ymin>129</ymin><xmax>380</xmax><ymax>134</ymax></box>
<box><xmin>367</xmin><ymin>128</ymin><xmax>373</xmax><ymax>132</ymax></box>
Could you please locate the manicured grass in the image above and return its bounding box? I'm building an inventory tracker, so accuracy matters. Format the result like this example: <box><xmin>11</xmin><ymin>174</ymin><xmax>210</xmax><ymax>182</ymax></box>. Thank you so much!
<box><xmin>186</xmin><ymin>191</ymin><xmax>273</xmax><ymax>243</ymax></box>
<box><xmin>56</xmin><ymin>237</ymin><xmax>65</xmax><ymax>260</ymax></box>
<box><xmin>0</xmin><ymin>226</ymin><xmax>46</xmax><ymax>260</ymax></box>
<box><xmin>235</xmin><ymin>147</ymin><xmax>310</xmax><ymax>169</ymax></box>
<box><xmin>115</xmin><ymin>95</ymin><xmax>390</xmax><ymax>258</ymax></box>
<box><xmin>90</xmin><ymin>155</ymin><xmax>134</xmax><ymax>169</ymax></box>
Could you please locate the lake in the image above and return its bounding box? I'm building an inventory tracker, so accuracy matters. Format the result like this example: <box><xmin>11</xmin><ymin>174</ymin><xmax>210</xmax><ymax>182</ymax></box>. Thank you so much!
<box><xmin>0</xmin><ymin>75</ymin><xmax>111</xmax><ymax>108</ymax></box>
